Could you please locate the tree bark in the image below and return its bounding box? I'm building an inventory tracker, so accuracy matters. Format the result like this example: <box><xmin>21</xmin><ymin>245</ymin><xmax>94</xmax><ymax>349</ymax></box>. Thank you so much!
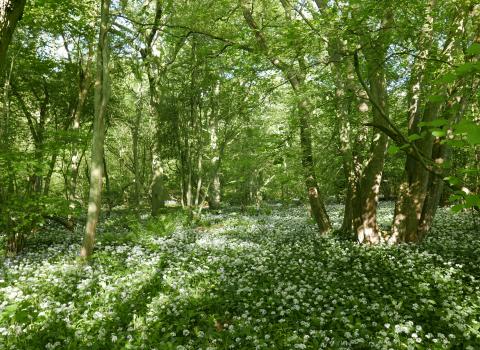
<box><xmin>0</xmin><ymin>0</ymin><xmax>26</xmax><ymax>74</ymax></box>
<box><xmin>352</xmin><ymin>11</ymin><xmax>393</xmax><ymax>244</ymax></box>
<box><xmin>81</xmin><ymin>0</ymin><xmax>110</xmax><ymax>259</ymax></box>
<box><xmin>69</xmin><ymin>50</ymin><xmax>93</xmax><ymax>202</ymax></box>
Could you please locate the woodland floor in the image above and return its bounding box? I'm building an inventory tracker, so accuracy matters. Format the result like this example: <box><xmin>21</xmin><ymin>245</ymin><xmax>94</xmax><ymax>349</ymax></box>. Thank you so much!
<box><xmin>1</xmin><ymin>203</ymin><xmax>480</xmax><ymax>349</ymax></box>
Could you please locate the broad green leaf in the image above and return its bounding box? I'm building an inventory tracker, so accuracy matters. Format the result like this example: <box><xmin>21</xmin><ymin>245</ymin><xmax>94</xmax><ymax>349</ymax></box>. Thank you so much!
<box><xmin>419</xmin><ymin>119</ymin><xmax>448</xmax><ymax>128</ymax></box>
<box><xmin>451</xmin><ymin>204</ymin><xmax>464</xmax><ymax>213</ymax></box>
<box><xmin>408</xmin><ymin>133</ymin><xmax>422</xmax><ymax>142</ymax></box>
<box><xmin>444</xmin><ymin>176</ymin><xmax>461</xmax><ymax>186</ymax></box>
<box><xmin>466</xmin><ymin>124</ymin><xmax>480</xmax><ymax>145</ymax></box>
<box><xmin>432</xmin><ymin>129</ymin><xmax>446</xmax><ymax>138</ymax></box>
<box><xmin>436</xmin><ymin>72</ymin><xmax>456</xmax><ymax>85</ymax></box>
<box><xmin>387</xmin><ymin>145</ymin><xmax>400</xmax><ymax>155</ymax></box>
<box><xmin>455</xmin><ymin>62</ymin><xmax>476</xmax><ymax>76</ymax></box>
<box><xmin>465</xmin><ymin>194</ymin><xmax>480</xmax><ymax>208</ymax></box>
<box><xmin>448</xmin><ymin>194</ymin><xmax>462</xmax><ymax>202</ymax></box>
<box><xmin>454</xmin><ymin>120</ymin><xmax>475</xmax><ymax>133</ymax></box>
<box><xmin>466</xmin><ymin>42</ymin><xmax>480</xmax><ymax>55</ymax></box>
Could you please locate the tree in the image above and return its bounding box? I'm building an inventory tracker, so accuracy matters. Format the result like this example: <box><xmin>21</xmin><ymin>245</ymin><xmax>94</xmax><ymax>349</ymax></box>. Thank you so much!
<box><xmin>80</xmin><ymin>0</ymin><xmax>111</xmax><ymax>259</ymax></box>
<box><xmin>0</xmin><ymin>0</ymin><xmax>26</xmax><ymax>74</ymax></box>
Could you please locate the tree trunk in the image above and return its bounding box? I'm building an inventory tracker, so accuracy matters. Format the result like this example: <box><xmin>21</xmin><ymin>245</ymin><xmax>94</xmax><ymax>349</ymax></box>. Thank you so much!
<box><xmin>391</xmin><ymin>4</ymin><xmax>477</xmax><ymax>243</ymax></box>
<box><xmin>241</xmin><ymin>2</ymin><xmax>331</xmax><ymax>233</ymax></box>
<box><xmin>151</xmin><ymin>154</ymin><xmax>166</xmax><ymax>216</ymax></box>
<box><xmin>81</xmin><ymin>0</ymin><xmax>110</xmax><ymax>259</ymax></box>
<box><xmin>0</xmin><ymin>0</ymin><xmax>26</xmax><ymax>74</ymax></box>
<box><xmin>43</xmin><ymin>152</ymin><xmax>58</xmax><ymax>195</ymax></box>
<box><xmin>131</xmin><ymin>100</ymin><xmax>142</xmax><ymax>209</ymax></box>
<box><xmin>353</xmin><ymin>15</ymin><xmax>392</xmax><ymax>244</ymax></box>
<box><xmin>208</xmin><ymin>119</ymin><xmax>221</xmax><ymax>209</ymax></box>
<box><xmin>69</xmin><ymin>51</ymin><xmax>93</xmax><ymax>202</ymax></box>
<box><xmin>103</xmin><ymin>151</ymin><xmax>112</xmax><ymax>217</ymax></box>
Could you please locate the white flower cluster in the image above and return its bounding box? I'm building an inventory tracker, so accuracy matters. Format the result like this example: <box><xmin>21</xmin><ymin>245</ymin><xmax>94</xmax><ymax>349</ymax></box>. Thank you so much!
<box><xmin>0</xmin><ymin>204</ymin><xmax>479</xmax><ymax>349</ymax></box>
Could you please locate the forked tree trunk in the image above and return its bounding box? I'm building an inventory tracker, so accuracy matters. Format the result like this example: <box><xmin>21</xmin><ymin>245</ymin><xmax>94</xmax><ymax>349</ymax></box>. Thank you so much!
<box><xmin>391</xmin><ymin>4</ymin><xmax>477</xmax><ymax>243</ymax></box>
<box><xmin>81</xmin><ymin>0</ymin><xmax>110</xmax><ymax>259</ymax></box>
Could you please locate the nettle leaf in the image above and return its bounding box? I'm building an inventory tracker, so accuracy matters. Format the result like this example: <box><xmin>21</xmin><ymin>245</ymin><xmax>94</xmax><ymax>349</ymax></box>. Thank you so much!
<box><xmin>466</xmin><ymin>42</ymin><xmax>480</xmax><ymax>55</ymax></box>
<box><xmin>387</xmin><ymin>145</ymin><xmax>400</xmax><ymax>155</ymax></box>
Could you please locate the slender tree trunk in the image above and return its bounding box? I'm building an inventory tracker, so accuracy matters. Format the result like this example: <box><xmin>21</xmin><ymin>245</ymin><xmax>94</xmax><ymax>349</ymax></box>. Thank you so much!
<box><xmin>103</xmin><ymin>151</ymin><xmax>112</xmax><ymax>217</ymax></box>
<box><xmin>195</xmin><ymin>158</ymin><xmax>202</xmax><ymax>206</ymax></box>
<box><xmin>131</xmin><ymin>100</ymin><xmax>142</xmax><ymax>208</ymax></box>
<box><xmin>81</xmin><ymin>0</ymin><xmax>110</xmax><ymax>259</ymax></box>
<box><xmin>241</xmin><ymin>2</ymin><xmax>330</xmax><ymax>233</ymax></box>
<box><xmin>327</xmin><ymin>35</ymin><xmax>356</xmax><ymax>232</ymax></box>
<box><xmin>297</xmin><ymin>97</ymin><xmax>331</xmax><ymax>233</ymax></box>
<box><xmin>208</xmin><ymin>121</ymin><xmax>221</xmax><ymax>209</ymax></box>
<box><xmin>151</xmin><ymin>153</ymin><xmax>166</xmax><ymax>216</ymax></box>
<box><xmin>69</xmin><ymin>51</ymin><xmax>93</xmax><ymax>201</ymax></box>
<box><xmin>43</xmin><ymin>152</ymin><xmax>58</xmax><ymax>195</ymax></box>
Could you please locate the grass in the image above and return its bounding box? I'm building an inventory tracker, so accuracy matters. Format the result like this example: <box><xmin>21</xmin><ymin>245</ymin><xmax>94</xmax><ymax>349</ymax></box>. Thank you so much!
<box><xmin>1</xmin><ymin>203</ymin><xmax>479</xmax><ymax>349</ymax></box>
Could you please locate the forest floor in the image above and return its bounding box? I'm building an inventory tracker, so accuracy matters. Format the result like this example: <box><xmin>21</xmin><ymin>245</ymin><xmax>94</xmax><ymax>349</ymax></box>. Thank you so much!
<box><xmin>1</xmin><ymin>203</ymin><xmax>480</xmax><ymax>349</ymax></box>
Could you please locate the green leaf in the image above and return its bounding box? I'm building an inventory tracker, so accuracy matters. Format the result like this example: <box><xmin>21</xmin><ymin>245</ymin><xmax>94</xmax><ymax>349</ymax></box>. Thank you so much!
<box><xmin>454</xmin><ymin>120</ymin><xmax>475</xmax><ymax>134</ymax></box>
<box><xmin>407</xmin><ymin>133</ymin><xmax>422</xmax><ymax>142</ymax></box>
<box><xmin>387</xmin><ymin>145</ymin><xmax>400</xmax><ymax>155</ymax></box>
<box><xmin>448</xmin><ymin>194</ymin><xmax>462</xmax><ymax>202</ymax></box>
<box><xmin>427</xmin><ymin>95</ymin><xmax>445</xmax><ymax>103</ymax></box>
<box><xmin>465</xmin><ymin>194</ymin><xmax>480</xmax><ymax>208</ymax></box>
<box><xmin>444</xmin><ymin>176</ymin><xmax>461</xmax><ymax>186</ymax></box>
<box><xmin>451</xmin><ymin>204</ymin><xmax>464</xmax><ymax>213</ymax></box>
<box><xmin>466</xmin><ymin>124</ymin><xmax>480</xmax><ymax>145</ymax></box>
<box><xmin>436</xmin><ymin>72</ymin><xmax>456</xmax><ymax>85</ymax></box>
<box><xmin>455</xmin><ymin>62</ymin><xmax>476</xmax><ymax>76</ymax></box>
<box><xmin>466</xmin><ymin>42</ymin><xmax>480</xmax><ymax>55</ymax></box>
<box><xmin>418</xmin><ymin>119</ymin><xmax>448</xmax><ymax>128</ymax></box>
<box><xmin>432</xmin><ymin>129</ymin><xmax>446</xmax><ymax>138</ymax></box>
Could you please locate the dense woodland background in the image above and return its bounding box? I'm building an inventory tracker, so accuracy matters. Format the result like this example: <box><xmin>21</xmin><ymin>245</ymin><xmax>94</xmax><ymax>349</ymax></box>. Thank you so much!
<box><xmin>1</xmin><ymin>0</ymin><xmax>480</xmax><ymax>348</ymax></box>
<box><xmin>1</xmin><ymin>0</ymin><xmax>479</xmax><ymax>254</ymax></box>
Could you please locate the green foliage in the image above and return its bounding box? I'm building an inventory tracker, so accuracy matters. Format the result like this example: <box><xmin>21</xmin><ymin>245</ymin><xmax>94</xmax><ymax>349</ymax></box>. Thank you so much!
<box><xmin>0</xmin><ymin>197</ymin><xmax>45</xmax><ymax>254</ymax></box>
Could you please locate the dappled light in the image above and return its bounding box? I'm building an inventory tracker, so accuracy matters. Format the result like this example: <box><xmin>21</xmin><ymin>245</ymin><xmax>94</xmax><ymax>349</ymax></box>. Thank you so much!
<box><xmin>1</xmin><ymin>0</ymin><xmax>480</xmax><ymax>348</ymax></box>
<box><xmin>2</xmin><ymin>205</ymin><xmax>480</xmax><ymax>349</ymax></box>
